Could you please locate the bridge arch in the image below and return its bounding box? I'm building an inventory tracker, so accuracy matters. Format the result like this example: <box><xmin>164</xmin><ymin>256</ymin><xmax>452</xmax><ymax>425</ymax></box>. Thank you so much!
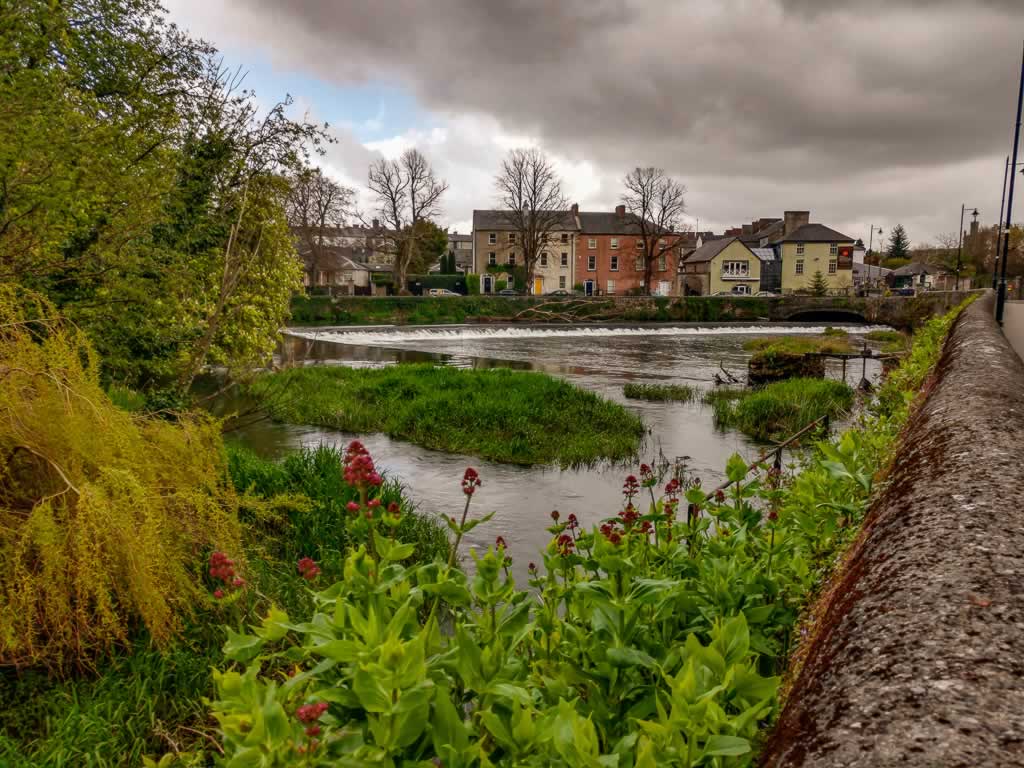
<box><xmin>784</xmin><ymin>308</ymin><xmax>869</xmax><ymax>324</ymax></box>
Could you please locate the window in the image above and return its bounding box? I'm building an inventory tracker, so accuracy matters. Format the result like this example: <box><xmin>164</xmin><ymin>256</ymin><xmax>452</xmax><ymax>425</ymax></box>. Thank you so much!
<box><xmin>610</xmin><ymin>255</ymin><xmax>619</xmax><ymax>271</ymax></box>
<box><xmin>508</xmin><ymin>252</ymin><xmax>516</xmax><ymax>266</ymax></box>
<box><xmin>659</xmin><ymin>254</ymin><xmax>667</xmax><ymax>272</ymax></box>
<box><xmin>561</xmin><ymin>252</ymin><xmax>568</xmax><ymax>267</ymax></box>
<box><xmin>588</xmin><ymin>238</ymin><xmax>597</xmax><ymax>249</ymax></box>
<box><xmin>828</xmin><ymin>260</ymin><xmax>837</xmax><ymax>274</ymax></box>
<box><xmin>488</xmin><ymin>233</ymin><xmax>496</xmax><ymax>245</ymax></box>
<box><xmin>587</xmin><ymin>254</ymin><xmax>596</xmax><ymax>271</ymax></box>
<box><xmin>635</xmin><ymin>255</ymin><xmax>646</xmax><ymax>272</ymax></box>
<box><xmin>796</xmin><ymin>243</ymin><xmax>805</xmax><ymax>256</ymax></box>
<box><xmin>635</xmin><ymin>239</ymin><xmax>644</xmax><ymax>249</ymax></box>
<box><xmin>607</xmin><ymin>279</ymin><xmax>616</xmax><ymax>294</ymax></box>
<box><xmin>560</xmin><ymin>233</ymin><xmax>569</xmax><ymax>244</ymax></box>
<box><xmin>508</xmin><ymin>233</ymin><xmax>517</xmax><ymax>244</ymax></box>
<box><xmin>540</xmin><ymin>252</ymin><xmax>548</xmax><ymax>267</ymax></box>
<box><xmin>559</xmin><ymin>276</ymin><xmax>566</xmax><ymax>289</ymax></box>
<box><xmin>317</xmin><ymin>271</ymin><xmax>327</xmax><ymax>285</ymax></box>
<box><xmin>488</xmin><ymin>252</ymin><xmax>496</xmax><ymax>266</ymax></box>
<box><xmin>731</xmin><ymin>284</ymin><xmax>750</xmax><ymax>295</ymax></box>
<box><xmin>829</xmin><ymin>243</ymin><xmax>838</xmax><ymax>257</ymax></box>
<box><xmin>611</xmin><ymin>238</ymin><xmax>619</xmax><ymax>249</ymax></box>
<box><xmin>722</xmin><ymin>260</ymin><xmax>749</xmax><ymax>277</ymax></box>
<box><xmin>795</xmin><ymin>259</ymin><xmax>804</xmax><ymax>275</ymax></box>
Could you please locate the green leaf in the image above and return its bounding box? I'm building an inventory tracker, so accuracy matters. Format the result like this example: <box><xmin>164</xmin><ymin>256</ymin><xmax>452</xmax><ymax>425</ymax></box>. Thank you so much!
<box><xmin>702</xmin><ymin>734</ymin><xmax>751</xmax><ymax>757</ymax></box>
<box><xmin>352</xmin><ymin>667</ymin><xmax>391</xmax><ymax>713</ymax></box>
<box><xmin>222</xmin><ymin>628</ymin><xmax>264</xmax><ymax>663</ymax></box>
<box><xmin>606</xmin><ymin>647</ymin><xmax>656</xmax><ymax>669</ymax></box>
<box><xmin>725</xmin><ymin>452</ymin><xmax>748</xmax><ymax>483</ymax></box>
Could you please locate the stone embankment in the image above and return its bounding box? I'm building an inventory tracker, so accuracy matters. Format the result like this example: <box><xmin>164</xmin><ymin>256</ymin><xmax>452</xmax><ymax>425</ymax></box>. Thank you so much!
<box><xmin>761</xmin><ymin>292</ymin><xmax>1024</xmax><ymax>766</ymax></box>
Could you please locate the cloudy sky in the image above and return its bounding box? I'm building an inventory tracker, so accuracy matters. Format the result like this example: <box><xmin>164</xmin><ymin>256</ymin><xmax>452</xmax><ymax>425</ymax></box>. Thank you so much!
<box><xmin>165</xmin><ymin>0</ymin><xmax>1023</xmax><ymax>247</ymax></box>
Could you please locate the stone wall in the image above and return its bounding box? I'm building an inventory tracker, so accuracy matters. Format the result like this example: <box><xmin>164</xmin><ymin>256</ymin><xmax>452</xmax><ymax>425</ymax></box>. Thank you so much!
<box><xmin>760</xmin><ymin>292</ymin><xmax>1024</xmax><ymax>766</ymax></box>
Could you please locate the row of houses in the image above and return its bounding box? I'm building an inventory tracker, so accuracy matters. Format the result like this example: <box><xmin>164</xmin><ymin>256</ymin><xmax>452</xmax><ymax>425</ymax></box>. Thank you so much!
<box><xmin>471</xmin><ymin>207</ymin><xmax>858</xmax><ymax>296</ymax></box>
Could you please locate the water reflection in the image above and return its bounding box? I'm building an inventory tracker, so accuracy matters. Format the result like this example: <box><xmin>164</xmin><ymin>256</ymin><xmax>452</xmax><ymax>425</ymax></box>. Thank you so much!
<box><xmin>227</xmin><ymin>323</ymin><xmax>888</xmax><ymax>582</ymax></box>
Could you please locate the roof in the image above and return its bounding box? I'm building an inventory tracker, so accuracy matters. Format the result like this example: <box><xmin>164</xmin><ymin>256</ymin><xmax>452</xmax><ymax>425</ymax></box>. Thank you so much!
<box><xmin>473</xmin><ymin>209</ymin><xmax>579</xmax><ymax>231</ymax></box>
<box><xmin>890</xmin><ymin>261</ymin><xmax>941</xmax><ymax>277</ymax></box>
<box><xmin>853</xmin><ymin>262</ymin><xmax>893</xmax><ymax>276</ymax></box>
<box><xmin>772</xmin><ymin>223</ymin><xmax>854</xmax><ymax>244</ymax></box>
<box><xmin>751</xmin><ymin>247</ymin><xmax>776</xmax><ymax>262</ymax></box>
<box><xmin>295</xmin><ymin>244</ymin><xmax>369</xmax><ymax>271</ymax></box>
<box><xmin>448</xmin><ymin>232</ymin><xmax>472</xmax><ymax>243</ymax></box>
<box><xmin>683</xmin><ymin>236</ymin><xmax>761</xmax><ymax>264</ymax></box>
<box><xmin>576</xmin><ymin>211</ymin><xmax>643</xmax><ymax>235</ymax></box>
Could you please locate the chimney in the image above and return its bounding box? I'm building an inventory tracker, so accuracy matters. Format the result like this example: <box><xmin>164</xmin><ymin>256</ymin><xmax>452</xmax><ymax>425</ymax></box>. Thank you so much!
<box><xmin>372</xmin><ymin>218</ymin><xmax>380</xmax><ymax>230</ymax></box>
<box><xmin>571</xmin><ymin>202</ymin><xmax>579</xmax><ymax>216</ymax></box>
<box><xmin>741</xmin><ymin>224</ymin><xmax>753</xmax><ymax>236</ymax></box>
<box><xmin>615</xmin><ymin>204</ymin><xmax>625</xmax><ymax>219</ymax></box>
<box><xmin>783</xmin><ymin>210</ymin><xmax>810</xmax><ymax>237</ymax></box>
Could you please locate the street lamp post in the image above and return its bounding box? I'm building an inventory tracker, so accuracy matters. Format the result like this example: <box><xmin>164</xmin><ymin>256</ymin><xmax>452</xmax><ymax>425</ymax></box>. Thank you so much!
<box><xmin>997</xmin><ymin>41</ymin><xmax>1024</xmax><ymax>326</ymax></box>
<box><xmin>867</xmin><ymin>225</ymin><xmax>884</xmax><ymax>291</ymax></box>
<box><xmin>955</xmin><ymin>205</ymin><xmax>978</xmax><ymax>291</ymax></box>
<box><xmin>994</xmin><ymin>157</ymin><xmax>1009</xmax><ymax>290</ymax></box>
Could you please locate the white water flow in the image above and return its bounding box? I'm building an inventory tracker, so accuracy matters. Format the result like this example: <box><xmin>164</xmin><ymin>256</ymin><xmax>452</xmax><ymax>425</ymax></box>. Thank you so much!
<box><xmin>287</xmin><ymin>323</ymin><xmax>891</xmax><ymax>348</ymax></box>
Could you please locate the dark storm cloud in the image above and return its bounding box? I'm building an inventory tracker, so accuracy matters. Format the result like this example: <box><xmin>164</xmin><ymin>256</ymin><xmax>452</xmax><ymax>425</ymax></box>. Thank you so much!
<box><xmin>235</xmin><ymin>0</ymin><xmax>1023</xmax><ymax>181</ymax></box>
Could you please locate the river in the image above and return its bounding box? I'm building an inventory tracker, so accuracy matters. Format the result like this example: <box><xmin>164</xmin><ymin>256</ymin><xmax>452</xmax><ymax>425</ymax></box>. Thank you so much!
<box><xmin>222</xmin><ymin>322</ymin><xmax>888</xmax><ymax>580</ymax></box>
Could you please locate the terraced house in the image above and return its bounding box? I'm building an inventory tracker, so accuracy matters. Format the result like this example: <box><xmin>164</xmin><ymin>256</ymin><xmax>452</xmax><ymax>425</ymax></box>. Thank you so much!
<box><xmin>472</xmin><ymin>209</ymin><xmax>578</xmax><ymax>294</ymax></box>
<box><xmin>679</xmin><ymin>237</ymin><xmax>764</xmax><ymax>296</ymax></box>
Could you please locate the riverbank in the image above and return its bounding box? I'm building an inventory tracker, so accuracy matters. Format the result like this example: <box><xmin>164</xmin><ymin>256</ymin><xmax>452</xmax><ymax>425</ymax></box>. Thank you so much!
<box><xmin>248</xmin><ymin>363</ymin><xmax>645</xmax><ymax>466</ymax></box>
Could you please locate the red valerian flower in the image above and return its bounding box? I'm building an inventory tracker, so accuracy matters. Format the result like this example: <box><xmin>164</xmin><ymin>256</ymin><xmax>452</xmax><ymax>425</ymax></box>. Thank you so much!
<box><xmin>297</xmin><ymin>557</ymin><xmax>321</xmax><ymax>580</ymax></box>
<box><xmin>343</xmin><ymin>441</ymin><xmax>380</xmax><ymax>488</ymax></box>
<box><xmin>714</xmin><ymin>489</ymin><xmax>726</xmax><ymax>503</ymax></box>
<box><xmin>767</xmin><ymin>510</ymin><xmax>779</xmax><ymax>522</ymax></box>
<box><xmin>664</xmin><ymin>478</ymin><xmax>681</xmax><ymax>497</ymax></box>
<box><xmin>528</xmin><ymin>562</ymin><xmax>538</xmax><ymax>573</ymax></box>
<box><xmin>495</xmin><ymin>536</ymin><xmax>507</xmax><ymax>550</ymax></box>
<box><xmin>619</xmin><ymin>503</ymin><xmax>639</xmax><ymax>526</ymax></box>
<box><xmin>232</xmin><ymin>577</ymin><xmax>246</xmax><ymax>588</ymax></box>
<box><xmin>462</xmin><ymin>467</ymin><xmax>481</xmax><ymax>496</ymax></box>
<box><xmin>566</xmin><ymin>513</ymin><xmax>579</xmax><ymax>530</ymax></box>
<box><xmin>550</xmin><ymin>510</ymin><xmax>560</xmax><ymax>522</ymax></box>
<box><xmin>387</xmin><ymin>501</ymin><xmax>401</xmax><ymax>517</ymax></box>
<box><xmin>209</xmin><ymin>551</ymin><xmax>236</xmax><ymax>583</ymax></box>
<box><xmin>623</xmin><ymin>475</ymin><xmax>639</xmax><ymax>498</ymax></box>
<box><xmin>305</xmin><ymin>725</ymin><xmax>321</xmax><ymax>737</ymax></box>
<box><xmin>295</xmin><ymin>702</ymin><xmax>329</xmax><ymax>723</ymax></box>
<box><xmin>213</xmin><ymin>588</ymin><xmax>224</xmax><ymax>599</ymax></box>
<box><xmin>556</xmin><ymin>534</ymin><xmax>575</xmax><ymax>556</ymax></box>
<box><xmin>640</xmin><ymin>464</ymin><xmax>656</xmax><ymax>487</ymax></box>
<box><xmin>346</xmin><ymin>501</ymin><xmax>360</xmax><ymax>513</ymax></box>
<box><xmin>367</xmin><ymin>498</ymin><xmax>381</xmax><ymax>509</ymax></box>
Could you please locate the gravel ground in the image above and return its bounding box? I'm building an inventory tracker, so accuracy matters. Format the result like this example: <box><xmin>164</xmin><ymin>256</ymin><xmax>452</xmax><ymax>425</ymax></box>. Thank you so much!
<box><xmin>761</xmin><ymin>293</ymin><xmax>1024</xmax><ymax>767</ymax></box>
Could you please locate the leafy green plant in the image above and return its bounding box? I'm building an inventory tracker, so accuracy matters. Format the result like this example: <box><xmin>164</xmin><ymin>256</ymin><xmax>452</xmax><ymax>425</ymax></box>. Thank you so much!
<box><xmin>704</xmin><ymin>379</ymin><xmax>853</xmax><ymax>442</ymax></box>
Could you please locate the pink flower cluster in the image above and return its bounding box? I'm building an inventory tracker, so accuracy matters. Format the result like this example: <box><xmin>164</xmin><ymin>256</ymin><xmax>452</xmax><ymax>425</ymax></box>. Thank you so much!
<box><xmin>297</xmin><ymin>557</ymin><xmax>320</xmax><ymax>581</ymax></box>
<box><xmin>209</xmin><ymin>551</ymin><xmax>244</xmax><ymax>599</ymax></box>
<box><xmin>343</xmin><ymin>441</ymin><xmax>382</xmax><ymax>488</ymax></box>
<box><xmin>462</xmin><ymin>467</ymin><xmax>481</xmax><ymax>496</ymax></box>
<box><xmin>295</xmin><ymin>701</ymin><xmax>328</xmax><ymax>724</ymax></box>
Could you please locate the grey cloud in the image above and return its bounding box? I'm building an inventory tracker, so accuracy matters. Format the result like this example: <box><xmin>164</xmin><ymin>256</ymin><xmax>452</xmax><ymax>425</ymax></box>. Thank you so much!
<box><xmin>191</xmin><ymin>0</ymin><xmax>1023</xmax><ymax>241</ymax></box>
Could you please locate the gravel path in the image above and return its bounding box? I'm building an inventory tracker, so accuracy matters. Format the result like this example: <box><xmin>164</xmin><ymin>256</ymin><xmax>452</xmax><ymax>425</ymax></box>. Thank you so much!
<box><xmin>761</xmin><ymin>293</ymin><xmax>1024</xmax><ymax>766</ymax></box>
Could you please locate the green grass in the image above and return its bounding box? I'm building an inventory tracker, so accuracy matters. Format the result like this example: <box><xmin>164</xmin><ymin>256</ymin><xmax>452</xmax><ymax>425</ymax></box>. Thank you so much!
<box><xmin>704</xmin><ymin>378</ymin><xmax>855</xmax><ymax>442</ymax></box>
<box><xmin>865</xmin><ymin>329</ymin><xmax>909</xmax><ymax>353</ymax></box>
<box><xmin>249</xmin><ymin>364</ymin><xmax>645</xmax><ymax>467</ymax></box>
<box><xmin>742</xmin><ymin>334</ymin><xmax>854</xmax><ymax>356</ymax></box>
<box><xmin>623</xmin><ymin>382</ymin><xmax>699</xmax><ymax>402</ymax></box>
<box><xmin>822</xmin><ymin>326</ymin><xmax>849</xmax><ymax>337</ymax></box>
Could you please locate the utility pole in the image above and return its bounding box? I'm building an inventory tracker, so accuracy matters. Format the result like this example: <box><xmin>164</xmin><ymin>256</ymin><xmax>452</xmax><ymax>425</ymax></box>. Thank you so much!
<box><xmin>997</xmin><ymin>41</ymin><xmax>1024</xmax><ymax>325</ymax></box>
<box><xmin>994</xmin><ymin>156</ymin><xmax>1009</xmax><ymax>291</ymax></box>
<box><xmin>956</xmin><ymin>205</ymin><xmax>965</xmax><ymax>291</ymax></box>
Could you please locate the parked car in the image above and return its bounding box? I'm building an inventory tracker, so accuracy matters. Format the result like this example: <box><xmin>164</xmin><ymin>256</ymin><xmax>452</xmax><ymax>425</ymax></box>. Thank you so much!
<box><xmin>754</xmin><ymin>291</ymin><xmax>779</xmax><ymax>297</ymax></box>
<box><xmin>895</xmin><ymin>287</ymin><xmax>915</xmax><ymax>296</ymax></box>
<box><xmin>546</xmin><ymin>289</ymin><xmax>571</xmax><ymax>296</ymax></box>
<box><xmin>427</xmin><ymin>288</ymin><xmax>461</xmax><ymax>297</ymax></box>
<box><xmin>497</xmin><ymin>288</ymin><xmax>520</xmax><ymax>296</ymax></box>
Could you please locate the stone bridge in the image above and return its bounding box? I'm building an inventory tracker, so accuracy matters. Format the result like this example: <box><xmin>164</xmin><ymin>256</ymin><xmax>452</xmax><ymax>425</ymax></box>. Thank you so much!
<box><xmin>759</xmin><ymin>291</ymin><xmax>980</xmax><ymax>329</ymax></box>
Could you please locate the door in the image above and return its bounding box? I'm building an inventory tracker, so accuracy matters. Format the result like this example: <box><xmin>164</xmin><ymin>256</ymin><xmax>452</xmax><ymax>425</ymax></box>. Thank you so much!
<box><xmin>533</xmin><ymin>277</ymin><xmax>543</xmax><ymax>295</ymax></box>
<box><xmin>483</xmin><ymin>275</ymin><xmax>493</xmax><ymax>293</ymax></box>
<box><xmin>658</xmin><ymin>281</ymin><xmax>671</xmax><ymax>296</ymax></box>
<box><xmin>584</xmin><ymin>280</ymin><xmax>594</xmax><ymax>296</ymax></box>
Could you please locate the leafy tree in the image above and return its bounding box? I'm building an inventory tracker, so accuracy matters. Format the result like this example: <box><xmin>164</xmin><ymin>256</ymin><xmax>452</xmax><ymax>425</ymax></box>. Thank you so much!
<box><xmin>0</xmin><ymin>0</ymin><xmax>326</xmax><ymax>394</ymax></box>
<box><xmin>808</xmin><ymin>270</ymin><xmax>830</xmax><ymax>296</ymax></box>
<box><xmin>887</xmin><ymin>224</ymin><xmax>911</xmax><ymax>261</ymax></box>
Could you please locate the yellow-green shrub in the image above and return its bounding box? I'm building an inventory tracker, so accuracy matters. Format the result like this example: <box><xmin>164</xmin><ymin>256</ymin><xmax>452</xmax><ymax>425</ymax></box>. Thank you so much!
<box><xmin>0</xmin><ymin>287</ymin><xmax>241</xmax><ymax>669</ymax></box>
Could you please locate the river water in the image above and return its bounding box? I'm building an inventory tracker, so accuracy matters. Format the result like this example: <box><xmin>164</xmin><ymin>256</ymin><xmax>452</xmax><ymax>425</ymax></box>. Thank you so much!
<box><xmin>224</xmin><ymin>322</ymin><xmax>888</xmax><ymax>580</ymax></box>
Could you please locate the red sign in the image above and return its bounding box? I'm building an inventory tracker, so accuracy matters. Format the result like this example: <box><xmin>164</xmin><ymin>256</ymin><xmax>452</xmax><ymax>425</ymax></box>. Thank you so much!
<box><xmin>837</xmin><ymin>245</ymin><xmax>853</xmax><ymax>269</ymax></box>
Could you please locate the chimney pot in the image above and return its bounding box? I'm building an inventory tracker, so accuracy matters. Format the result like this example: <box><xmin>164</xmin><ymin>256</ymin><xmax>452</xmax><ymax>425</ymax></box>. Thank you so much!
<box><xmin>615</xmin><ymin>204</ymin><xmax>626</xmax><ymax>218</ymax></box>
<box><xmin>571</xmin><ymin>202</ymin><xmax>579</xmax><ymax>216</ymax></box>
<box><xmin>372</xmin><ymin>218</ymin><xmax>380</xmax><ymax>229</ymax></box>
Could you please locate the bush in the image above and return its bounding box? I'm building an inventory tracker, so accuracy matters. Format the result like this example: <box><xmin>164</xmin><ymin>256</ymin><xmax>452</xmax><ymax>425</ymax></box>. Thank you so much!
<box><xmin>408</xmin><ymin>274</ymin><xmax>467</xmax><ymax>295</ymax></box>
<box><xmin>0</xmin><ymin>287</ymin><xmax>241</xmax><ymax>669</ymax></box>
<box><xmin>466</xmin><ymin>274</ymin><xmax>481</xmax><ymax>295</ymax></box>
<box><xmin>705</xmin><ymin>378</ymin><xmax>854</xmax><ymax>442</ymax></box>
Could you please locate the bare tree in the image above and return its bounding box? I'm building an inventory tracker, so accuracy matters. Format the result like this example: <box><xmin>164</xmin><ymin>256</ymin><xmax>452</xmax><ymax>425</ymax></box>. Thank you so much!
<box><xmin>494</xmin><ymin>148</ymin><xmax>569</xmax><ymax>292</ymax></box>
<box><xmin>368</xmin><ymin>148</ymin><xmax>447</xmax><ymax>293</ymax></box>
<box><xmin>286</xmin><ymin>167</ymin><xmax>356</xmax><ymax>281</ymax></box>
<box><xmin>621</xmin><ymin>167</ymin><xmax>689</xmax><ymax>294</ymax></box>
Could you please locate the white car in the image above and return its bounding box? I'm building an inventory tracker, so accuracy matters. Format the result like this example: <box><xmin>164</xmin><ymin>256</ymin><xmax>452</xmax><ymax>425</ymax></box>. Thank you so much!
<box><xmin>427</xmin><ymin>288</ymin><xmax>460</xmax><ymax>297</ymax></box>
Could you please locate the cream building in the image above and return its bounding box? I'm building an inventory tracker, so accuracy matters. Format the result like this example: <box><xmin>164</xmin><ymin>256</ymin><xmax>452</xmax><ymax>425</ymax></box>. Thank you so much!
<box><xmin>472</xmin><ymin>209</ymin><xmax>578</xmax><ymax>294</ymax></box>
<box><xmin>679</xmin><ymin>237</ymin><xmax>763</xmax><ymax>296</ymax></box>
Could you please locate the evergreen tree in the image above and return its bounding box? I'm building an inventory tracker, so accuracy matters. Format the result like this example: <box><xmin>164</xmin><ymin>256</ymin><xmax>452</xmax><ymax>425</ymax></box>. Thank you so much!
<box><xmin>887</xmin><ymin>224</ymin><xmax>911</xmax><ymax>261</ymax></box>
<box><xmin>808</xmin><ymin>270</ymin><xmax>830</xmax><ymax>296</ymax></box>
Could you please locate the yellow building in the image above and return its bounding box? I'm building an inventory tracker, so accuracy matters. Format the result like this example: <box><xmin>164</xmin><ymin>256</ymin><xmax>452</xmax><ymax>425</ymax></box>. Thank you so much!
<box><xmin>679</xmin><ymin>237</ymin><xmax>762</xmax><ymax>296</ymax></box>
<box><xmin>774</xmin><ymin>223</ymin><xmax>854</xmax><ymax>294</ymax></box>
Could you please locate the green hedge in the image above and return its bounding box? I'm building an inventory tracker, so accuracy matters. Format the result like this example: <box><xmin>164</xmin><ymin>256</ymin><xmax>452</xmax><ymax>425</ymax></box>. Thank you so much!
<box><xmin>407</xmin><ymin>274</ymin><xmax>467</xmax><ymax>295</ymax></box>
